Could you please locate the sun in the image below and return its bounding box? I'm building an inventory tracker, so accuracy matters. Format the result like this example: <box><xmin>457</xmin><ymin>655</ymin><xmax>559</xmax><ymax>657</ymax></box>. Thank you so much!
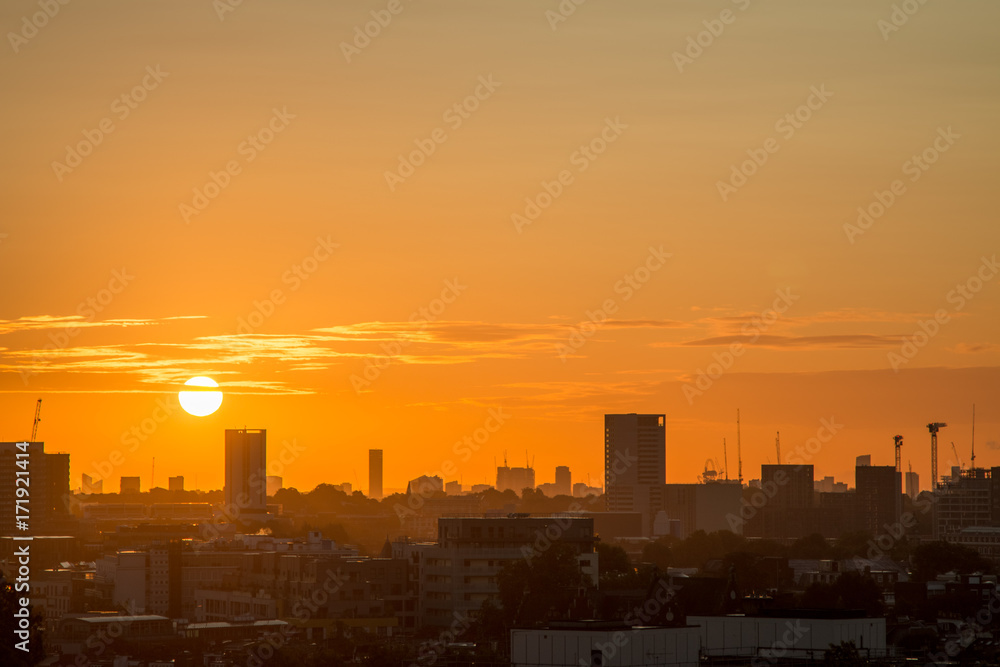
<box><xmin>179</xmin><ymin>376</ymin><xmax>223</xmax><ymax>417</ymax></box>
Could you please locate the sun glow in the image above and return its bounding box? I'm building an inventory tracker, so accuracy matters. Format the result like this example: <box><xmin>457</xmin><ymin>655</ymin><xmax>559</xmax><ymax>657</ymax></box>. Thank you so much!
<box><xmin>178</xmin><ymin>376</ymin><xmax>223</xmax><ymax>417</ymax></box>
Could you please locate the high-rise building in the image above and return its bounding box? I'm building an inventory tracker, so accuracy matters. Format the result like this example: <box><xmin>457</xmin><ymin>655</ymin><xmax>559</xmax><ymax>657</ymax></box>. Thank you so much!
<box><xmin>905</xmin><ymin>471</ymin><xmax>920</xmax><ymax>499</ymax></box>
<box><xmin>224</xmin><ymin>428</ymin><xmax>267</xmax><ymax>519</ymax></box>
<box><xmin>935</xmin><ymin>467</ymin><xmax>998</xmax><ymax>539</ymax></box>
<box><xmin>121</xmin><ymin>476</ymin><xmax>141</xmax><ymax>494</ymax></box>
<box><xmin>496</xmin><ymin>466</ymin><xmax>535</xmax><ymax>494</ymax></box>
<box><xmin>746</xmin><ymin>465</ymin><xmax>815</xmax><ymax>538</ymax></box>
<box><xmin>662</xmin><ymin>481</ymin><xmax>743</xmax><ymax>537</ymax></box>
<box><xmin>0</xmin><ymin>442</ymin><xmax>70</xmax><ymax>535</ymax></box>
<box><xmin>555</xmin><ymin>466</ymin><xmax>572</xmax><ymax>496</ymax></box>
<box><xmin>604</xmin><ymin>413</ymin><xmax>665</xmax><ymax>535</ymax></box>
<box><xmin>168</xmin><ymin>476</ymin><xmax>184</xmax><ymax>492</ymax></box>
<box><xmin>369</xmin><ymin>449</ymin><xmax>383</xmax><ymax>500</ymax></box>
<box><xmin>445</xmin><ymin>480</ymin><xmax>462</xmax><ymax>495</ymax></box>
<box><xmin>856</xmin><ymin>464</ymin><xmax>902</xmax><ymax>536</ymax></box>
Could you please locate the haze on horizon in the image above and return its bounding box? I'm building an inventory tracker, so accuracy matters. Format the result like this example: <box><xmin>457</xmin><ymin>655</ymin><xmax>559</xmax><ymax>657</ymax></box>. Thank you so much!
<box><xmin>0</xmin><ymin>0</ymin><xmax>998</xmax><ymax>493</ymax></box>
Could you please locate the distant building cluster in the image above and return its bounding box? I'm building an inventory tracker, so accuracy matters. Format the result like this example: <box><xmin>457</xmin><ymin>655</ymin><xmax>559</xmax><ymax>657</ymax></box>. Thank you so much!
<box><xmin>4</xmin><ymin>412</ymin><xmax>1000</xmax><ymax>665</ymax></box>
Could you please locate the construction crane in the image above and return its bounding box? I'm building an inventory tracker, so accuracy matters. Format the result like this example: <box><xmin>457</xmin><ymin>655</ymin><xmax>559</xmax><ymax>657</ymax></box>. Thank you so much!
<box><xmin>737</xmin><ymin>409</ymin><xmax>743</xmax><ymax>485</ymax></box>
<box><xmin>951</xmin><ymin>442</ymin><xmax>963</xmax><ymax>471</ymax></box>
<box><xmin>775</xmin><ymin>431</ymin><xmax>781</xmax><ymax>465</ymax></box>
<box><xmin>927</xmin><ymin>422</ymin><xmax>947</xmax><ymax>490</ymax></box>
<box><xmin>893</xmin><ymin>435</ymin><xmax>904</xmax><ymax>473</ymax></box>
<box><xmin>30</xmin><ymin>398</ymin><xmax>42</xmax><ymax>442</ymax></box>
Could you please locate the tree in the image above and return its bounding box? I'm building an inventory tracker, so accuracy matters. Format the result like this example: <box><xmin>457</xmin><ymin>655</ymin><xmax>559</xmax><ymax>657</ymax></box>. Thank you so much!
<box><xmin>596</xmin><ymin>542</ymin><xmax>638</xmax><ymax>589</ymax></box>
<box><xmin>641</xmin><ymin>536</ymin><xmax>673</xmax><ymax>571</ymax></box>
<box><xmin>912</xmin><ymin>541</ymin><xmax>993</xmax><ymax>582</ymax></box>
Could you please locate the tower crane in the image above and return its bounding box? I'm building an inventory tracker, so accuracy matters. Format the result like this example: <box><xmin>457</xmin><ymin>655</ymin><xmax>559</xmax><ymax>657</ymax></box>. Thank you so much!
<box><xmin>893</xmin><ymin>435</ymin><xmax>903</xmax><ymax>473</ymax></box>
<box><xmin>30</xmin><ymin>399</ymin><xmax>42</xmax><ymax>442</ymax></box>
<box><xmin>927</xmin><ymin>422</ymin><xmax>947</xmax><ymax>489</ymax></box>
<box><xmin>951</xmin><ymin>442</ymin><xmax>963</xmax><ymax>471</ymax></box>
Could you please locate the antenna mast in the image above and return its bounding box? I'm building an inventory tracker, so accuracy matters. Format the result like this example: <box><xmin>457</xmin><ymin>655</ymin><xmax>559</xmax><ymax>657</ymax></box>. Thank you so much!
<box><xmin>971</xmin><ymin>404</ymin><xmax>976</xmax><ymax>468</ymax></box>
<box><xmin>723</xmin><ymin>438</ymin><xmax>729</xmax><ymax>481</ymax></box>
<box><xmin>775</xmin><ymin>431</ymin><xmax>781</xmax><ymax>465</ymax></box>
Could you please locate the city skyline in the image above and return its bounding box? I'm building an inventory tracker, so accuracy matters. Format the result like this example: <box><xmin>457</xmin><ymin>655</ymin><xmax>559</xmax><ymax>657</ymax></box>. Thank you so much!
<box><xmin>1</xmin><ymin>1</ymin><xmax>998</xmax><ymax>496</ymax></box>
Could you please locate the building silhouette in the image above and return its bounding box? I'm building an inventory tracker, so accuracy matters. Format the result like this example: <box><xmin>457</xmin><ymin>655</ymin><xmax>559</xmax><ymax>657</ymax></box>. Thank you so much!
<box><xmin>369</xmin><ymin>449</ymin><xmax>383</xmax><ymax>499</ymax></box>
<box><xmin>496</xmin><ymin>465</ymin><xmax>535</xmax><ymax>494</ymax></box>
<box><xmin>555</xmin><ymin>465</ymin><xmax>572</xmax><ymax>496</ymax></box>
<box><xmin>0</xmin><ymin>441</ymin><xmax>70</xmax><ymax>535</ymax></box>
<box><xmin>224</xmin><ymin>428</ymin><xmax>267</xmax><ymax>519</ymax></box>
<box><xmin>604</xmin><ymin>413</ymin><xmax>666</xmax><ymax>535</ymax></box>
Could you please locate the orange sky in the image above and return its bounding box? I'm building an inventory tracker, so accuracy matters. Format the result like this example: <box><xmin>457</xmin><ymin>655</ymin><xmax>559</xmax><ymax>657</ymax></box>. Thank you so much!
<box><xmin>1</xmin><ymin>1</ymin><xmax>998</xmax><ymax>494</ymax></box>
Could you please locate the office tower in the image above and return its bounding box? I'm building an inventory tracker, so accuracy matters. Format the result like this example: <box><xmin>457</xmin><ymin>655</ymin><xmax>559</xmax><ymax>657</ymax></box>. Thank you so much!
<box><xmin>121</xmin><ymin>476</ymin><xmax>141</xmax><ymax>494</ymax></box>
<box><xmin>749</xmin><ymin>464</ymin><xmax>815</xmax><ymax>538</ymax></box>
<box><xmin>856</xmin><ymin>464</ymin><xmax>902</xmax><ymax>535</ymax></box>
<box><xmin>0</xmin><ymin>442</ymin><xmax>70</xmax><ymax>535</ymax></box>
<box><xmin>856</xmin><ymin>454</ymin><xmax>872</xmax><ymax>467</ymax></box>
<box><xmin>555</xmin><ymin>466</ymin><xmax>572</xmax><ymax>496</ymax></box>
<box><xmin>369</xmin><ymin>449</ymin><xmax>383</xmax><ymax>500</ymax></box>
<box><xmin>604</xmin><ymin>413</ymin><xmax>666</xmax><ymax>535</ymax></box>
<box><xmin>224</xmin><ymin>429</ymin><xmax>267</xmax><ymax>518</ymax></box>
<box><xmin>496</xmin><ymin>465</ymin><xmax>535</xmax><ymax>494</ymax></box>
<box><xmin>168</xmin><ymin>476</ymin><xmax>184</xmax><ymax>492</ymax></box>
<box><xmin>905</xmin><ymin>471</ymin><xmax>919</xmax><ymax>499</ymax></box>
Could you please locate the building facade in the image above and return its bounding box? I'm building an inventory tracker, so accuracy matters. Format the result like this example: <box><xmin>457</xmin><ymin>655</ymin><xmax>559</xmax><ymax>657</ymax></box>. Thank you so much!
<box><xmin>604</xmin><ymin>413</ymin><xmax>666</xmax><ymax>536</ymax></box>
